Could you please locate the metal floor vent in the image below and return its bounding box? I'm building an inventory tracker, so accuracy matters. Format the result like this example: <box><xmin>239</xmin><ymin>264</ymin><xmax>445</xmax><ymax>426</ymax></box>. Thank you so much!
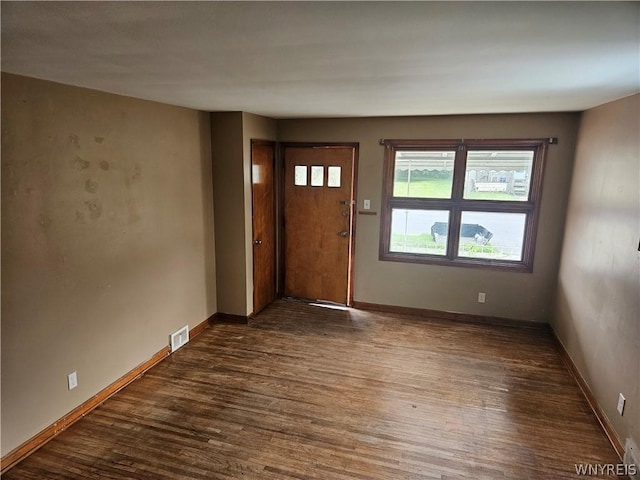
<box><xmin>170</xmin><ymin>325</ymin><xmax>189</xmax><ymax>352</ymax></box>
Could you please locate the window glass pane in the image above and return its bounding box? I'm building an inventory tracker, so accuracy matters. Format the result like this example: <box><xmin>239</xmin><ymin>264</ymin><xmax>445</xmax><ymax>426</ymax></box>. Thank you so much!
<box><xmin>457</xmin><ymin>211</ymin><xmax>526</xmax><ymax>261</ymax></box>
<box><xmin>294</xmin><ymin>165</ymin><xmax>307</xmax><ymax>186</ymax></box>
<box><xmin>463</xmin><ymin>150</ymin><xmax>534</xmax><ymax>201</ymax></box>
<box><xmin>327</xmin><ymin>166</ymin><xmax>341</xmax><ymax>187</ymax></box>
<box><xmin>311</xmin><ymin>166</ymin><xmax>324</xmax><ymax>186</ymax></box>
<box><xmin>393</xmin><ymin>151</ymin><xmax>455</xmax><ymax>198</ymax></box>
<box><xmin>390</xmin><ymin>209</ymin><xmax>449</xmax><ymax>256</ymax></box>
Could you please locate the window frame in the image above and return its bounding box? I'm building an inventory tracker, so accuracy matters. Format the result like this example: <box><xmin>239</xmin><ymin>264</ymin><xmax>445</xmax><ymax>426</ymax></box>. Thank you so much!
<box><xmin>379</xmin><ymin>138</ymin><xmax>549</xmax><ymax>272</ymax></box>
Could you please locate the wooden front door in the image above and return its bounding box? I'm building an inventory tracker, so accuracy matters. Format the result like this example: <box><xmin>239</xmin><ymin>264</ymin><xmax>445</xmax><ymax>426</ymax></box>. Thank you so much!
<box><xmin>283</xmin><ymin>145</ymin><xmax>356</xmax><ymax>305</ymax></box>
<box><xmin>251</xmin><ymin>140</ymin><xmax>276</xmax><ymax>315</ymax></box>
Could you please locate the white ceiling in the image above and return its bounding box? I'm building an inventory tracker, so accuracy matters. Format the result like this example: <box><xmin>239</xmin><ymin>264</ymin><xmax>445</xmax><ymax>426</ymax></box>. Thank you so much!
<box><xmin>2</xmin><ymin>1</ymin><xmax>639</xmax><ymax>118</ymax></box>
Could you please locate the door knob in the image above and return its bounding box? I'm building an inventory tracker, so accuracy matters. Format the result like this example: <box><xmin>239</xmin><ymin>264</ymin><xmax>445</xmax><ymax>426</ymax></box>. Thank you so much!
<box><xmin>339</xmin><ymin>231</ymin><xmax>348</xmax><ymax>237</ymax></box>
<box><xmin>253</xmin><ymin>240</ymin><xmax>262</xmax><ymax>245</ymax></box>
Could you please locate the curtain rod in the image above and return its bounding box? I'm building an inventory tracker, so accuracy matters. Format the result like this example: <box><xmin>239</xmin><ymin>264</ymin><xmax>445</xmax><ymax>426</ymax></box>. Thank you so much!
<box><xmin>379</xmin><ymin>137</ymin><xmax>558</xmax><ymax>146</ymax></box>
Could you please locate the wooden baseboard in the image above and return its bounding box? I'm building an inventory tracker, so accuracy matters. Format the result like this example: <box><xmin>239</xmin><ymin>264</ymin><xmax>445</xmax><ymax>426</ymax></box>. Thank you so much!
<box><xmin>212</xmin><ymin>312</ymin><xmax>249</xmax><ymax>324</ymax></box>
<box><xmin>190</xmin><ymin>314</ymin><xmax>215</xmax><ymax>338</ymax></box>
<box><xmin>550</xmin><ymin>329</ymin><xmax>624</xmax><ymax>459</ymax></box>
<box><xmin>0</xmin><ymin>314</ymin><xmax>215</xmax><ymax>474</ymax></box>
<box><xmin>352</xmin><ymin>300</ymin><xmax>548</xmax><ymax>331</ymax></box>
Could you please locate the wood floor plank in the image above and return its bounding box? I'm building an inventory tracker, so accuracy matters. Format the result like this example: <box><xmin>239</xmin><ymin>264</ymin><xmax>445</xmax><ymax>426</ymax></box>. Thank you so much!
<box><xmin>3</xmin><ymin>299</ymin><xmax>619</xmax><ymax>479</ymax></box>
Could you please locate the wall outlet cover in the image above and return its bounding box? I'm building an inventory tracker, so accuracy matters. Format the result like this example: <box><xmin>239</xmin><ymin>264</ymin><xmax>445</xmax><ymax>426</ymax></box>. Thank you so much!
<box><xmin>617</xmin><ymin>393</ymin><xmax>626</xmax><ymax>415</ymax></box>
<box><xmin>67</xmin><ymin>371</ymin><xmax>78</xmax><ymax>390</ymax></box>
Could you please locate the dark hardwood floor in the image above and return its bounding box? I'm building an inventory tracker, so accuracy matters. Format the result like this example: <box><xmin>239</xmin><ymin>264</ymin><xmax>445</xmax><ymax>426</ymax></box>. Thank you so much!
<box><xmin>4</xmin><ymin>299</ymin><xmax>619</xmax><ymax>479</ymax></box>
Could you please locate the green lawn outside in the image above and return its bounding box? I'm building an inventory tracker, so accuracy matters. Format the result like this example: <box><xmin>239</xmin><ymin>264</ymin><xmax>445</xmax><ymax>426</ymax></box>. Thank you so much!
<box><xmin>394</xmin><ymin>178</ymin><xmax>524</xmax><ymax>201</ymax></box>
<box><xmin>391</xmin><ymin>233</ymin><xmax>444</xmax><ymax>250</ymax></box>
<box><xmin>465</xmin><ymin>191</ymin><xmax>523</xmax><ymax>201</ymax></box>
<box><xmin>393</xmin><ymin>178</ymin><xmax>452</xmax><ymax>198</ymax></box>
<box><xmin>391</xmin><ymin>232</ymin><xmax>516</xmax><ymax>259</ymax></box>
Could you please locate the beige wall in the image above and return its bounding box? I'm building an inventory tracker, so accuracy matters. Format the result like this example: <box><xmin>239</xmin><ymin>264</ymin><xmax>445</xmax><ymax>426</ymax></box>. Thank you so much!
<box><xmin>241</xmin><ymin>113</ymin><xmax>277</xmax><ymax>315</ymax></box>
<box><xmin>5</xmin><ymin>71</ymin><xmax>630</xmax><ymax>461</ymax></box>
<box><xmin>1</xmin><ymin>74</ymin><xmax>216</xmax><ymax>456</ymax></box>
<box><xmin>279</xmin><ymin>113</ymin><xmax>580</xmax><ymax>322</ymax></box>
<box><xmin>211</xmin><ymin>112</ymin><xmax>246</xmax><ymax>316</ymax></box>
<box><xmin>552</xmin><ymin>95</ymin><xmax>639</xmax><ymax>448</ymax></box>
<box><xmin>210</xmin><ymin>112</ymin><xmax>276</xmax><ymax>316</ymax></box>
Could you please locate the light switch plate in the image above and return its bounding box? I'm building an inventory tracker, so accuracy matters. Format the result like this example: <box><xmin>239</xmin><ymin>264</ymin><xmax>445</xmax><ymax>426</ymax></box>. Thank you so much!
<box><xmin>618</xmin><ymin>393</ymin><xmax>626</xmax><ymax>415</ymax></box>
<box><xmin>68</xmin><ymin>371</ymin><xmax>78</xmax><ymax>390</ymax></box>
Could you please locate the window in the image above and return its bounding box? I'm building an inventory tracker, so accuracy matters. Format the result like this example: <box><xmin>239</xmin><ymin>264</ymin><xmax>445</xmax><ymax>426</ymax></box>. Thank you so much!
<box><xmin>294</xmin><ymin>165</ymin><xmax>308</xmax><ymax>186</ymax></box>
<box><xmin>380</xmin><ymin>139</ymin><xmax>548</xmax><ymax>271</ymax></box>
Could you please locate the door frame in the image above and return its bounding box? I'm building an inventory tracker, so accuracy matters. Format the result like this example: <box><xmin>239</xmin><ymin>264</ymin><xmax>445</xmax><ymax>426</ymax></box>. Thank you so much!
<box><xmin>279</xmin><ymin>142</ymin><xmax>359</xmax><ymax>306</ymax></box>
<box><xmin>250</xmin><ymin>139</ymin><xmax>277</xmax><ymax>315</ymax></box>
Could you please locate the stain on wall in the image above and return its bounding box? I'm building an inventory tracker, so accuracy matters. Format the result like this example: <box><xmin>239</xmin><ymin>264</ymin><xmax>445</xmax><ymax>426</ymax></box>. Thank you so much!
<box><xmin>85</xmin><ymin>179</ymin><xmax>98</xmax><ymax>193</ymax></box>
<box><xmin>69</xmin><ymin>133</ymin><xmax>80</xmax><ymax>147</ymax></box>
<box><xmin>1</xmin><ymin>73</ymin><xmax>216</xmax><ymax>457</ymax></box>
<box><xmin>72</xmin><ymin>155</ymin><xmax>90</xmax><ymax>170</ymax></box>
<box><xmin>36</xmin><ymin>214</ymin><xmax>52</xmax><ymax>231</ymax></box>
<box><xmin>84</xmin><ymin>199</ymin><xmax>102</xmax><ymax>219</ymax></box>
<box><xmin>131</xmin><ymin>164</ymin><xmax>141</xmax><ymax>181</ymax></box>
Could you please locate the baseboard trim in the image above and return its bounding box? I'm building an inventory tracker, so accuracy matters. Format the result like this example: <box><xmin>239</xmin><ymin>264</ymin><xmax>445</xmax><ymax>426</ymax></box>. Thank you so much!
<box><xmin>190</xmin><ymin>314</ymin><xmax>214</xmax><ymax>338</ymax></box>
<box><xmin>352</xmin><ymin>301</ymin><xmax>548</xmax><ymax>331</ymax></box>
<box><xmin>0</xmin><ymin>314</ymin><xmax>215</xmax><ymax>474</ymax></box>
<box><xmin>213</xmin><ymin>312</ymin><xmax>250</xmax><ymax>324</ymax></box>
<box><xmin>550</xmin><ymin>329</ymin><xmax>624</xmax><ymax>459</ymax></box>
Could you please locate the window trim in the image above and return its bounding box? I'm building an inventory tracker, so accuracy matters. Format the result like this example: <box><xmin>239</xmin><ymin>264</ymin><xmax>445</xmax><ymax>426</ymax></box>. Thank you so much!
<box><xmin>379</xmin><ymin>138</ymin><xmax>549</xmax><ymax>272</ymax></box>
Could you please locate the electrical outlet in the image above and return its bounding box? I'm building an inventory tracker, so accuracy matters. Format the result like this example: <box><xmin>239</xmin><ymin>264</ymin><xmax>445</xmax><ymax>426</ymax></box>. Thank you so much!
<box><xmin>363</xmin><ymin>199</ymin><xmax>371</xmax><ymax>210</ymax></box>
<box><xmin>478</xmin><ymin>292</ymin><xmax>486</xmax><ymax>303</ymax></box>
<box><xmin>618</xmin><ymin>393</ymin><xmax>626</xmax><ymax>415</ymax></box>
<box><xmin>67</xmin><ymin>371</ymin><xmax>78</xmax><ymax>390</ymax></box>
